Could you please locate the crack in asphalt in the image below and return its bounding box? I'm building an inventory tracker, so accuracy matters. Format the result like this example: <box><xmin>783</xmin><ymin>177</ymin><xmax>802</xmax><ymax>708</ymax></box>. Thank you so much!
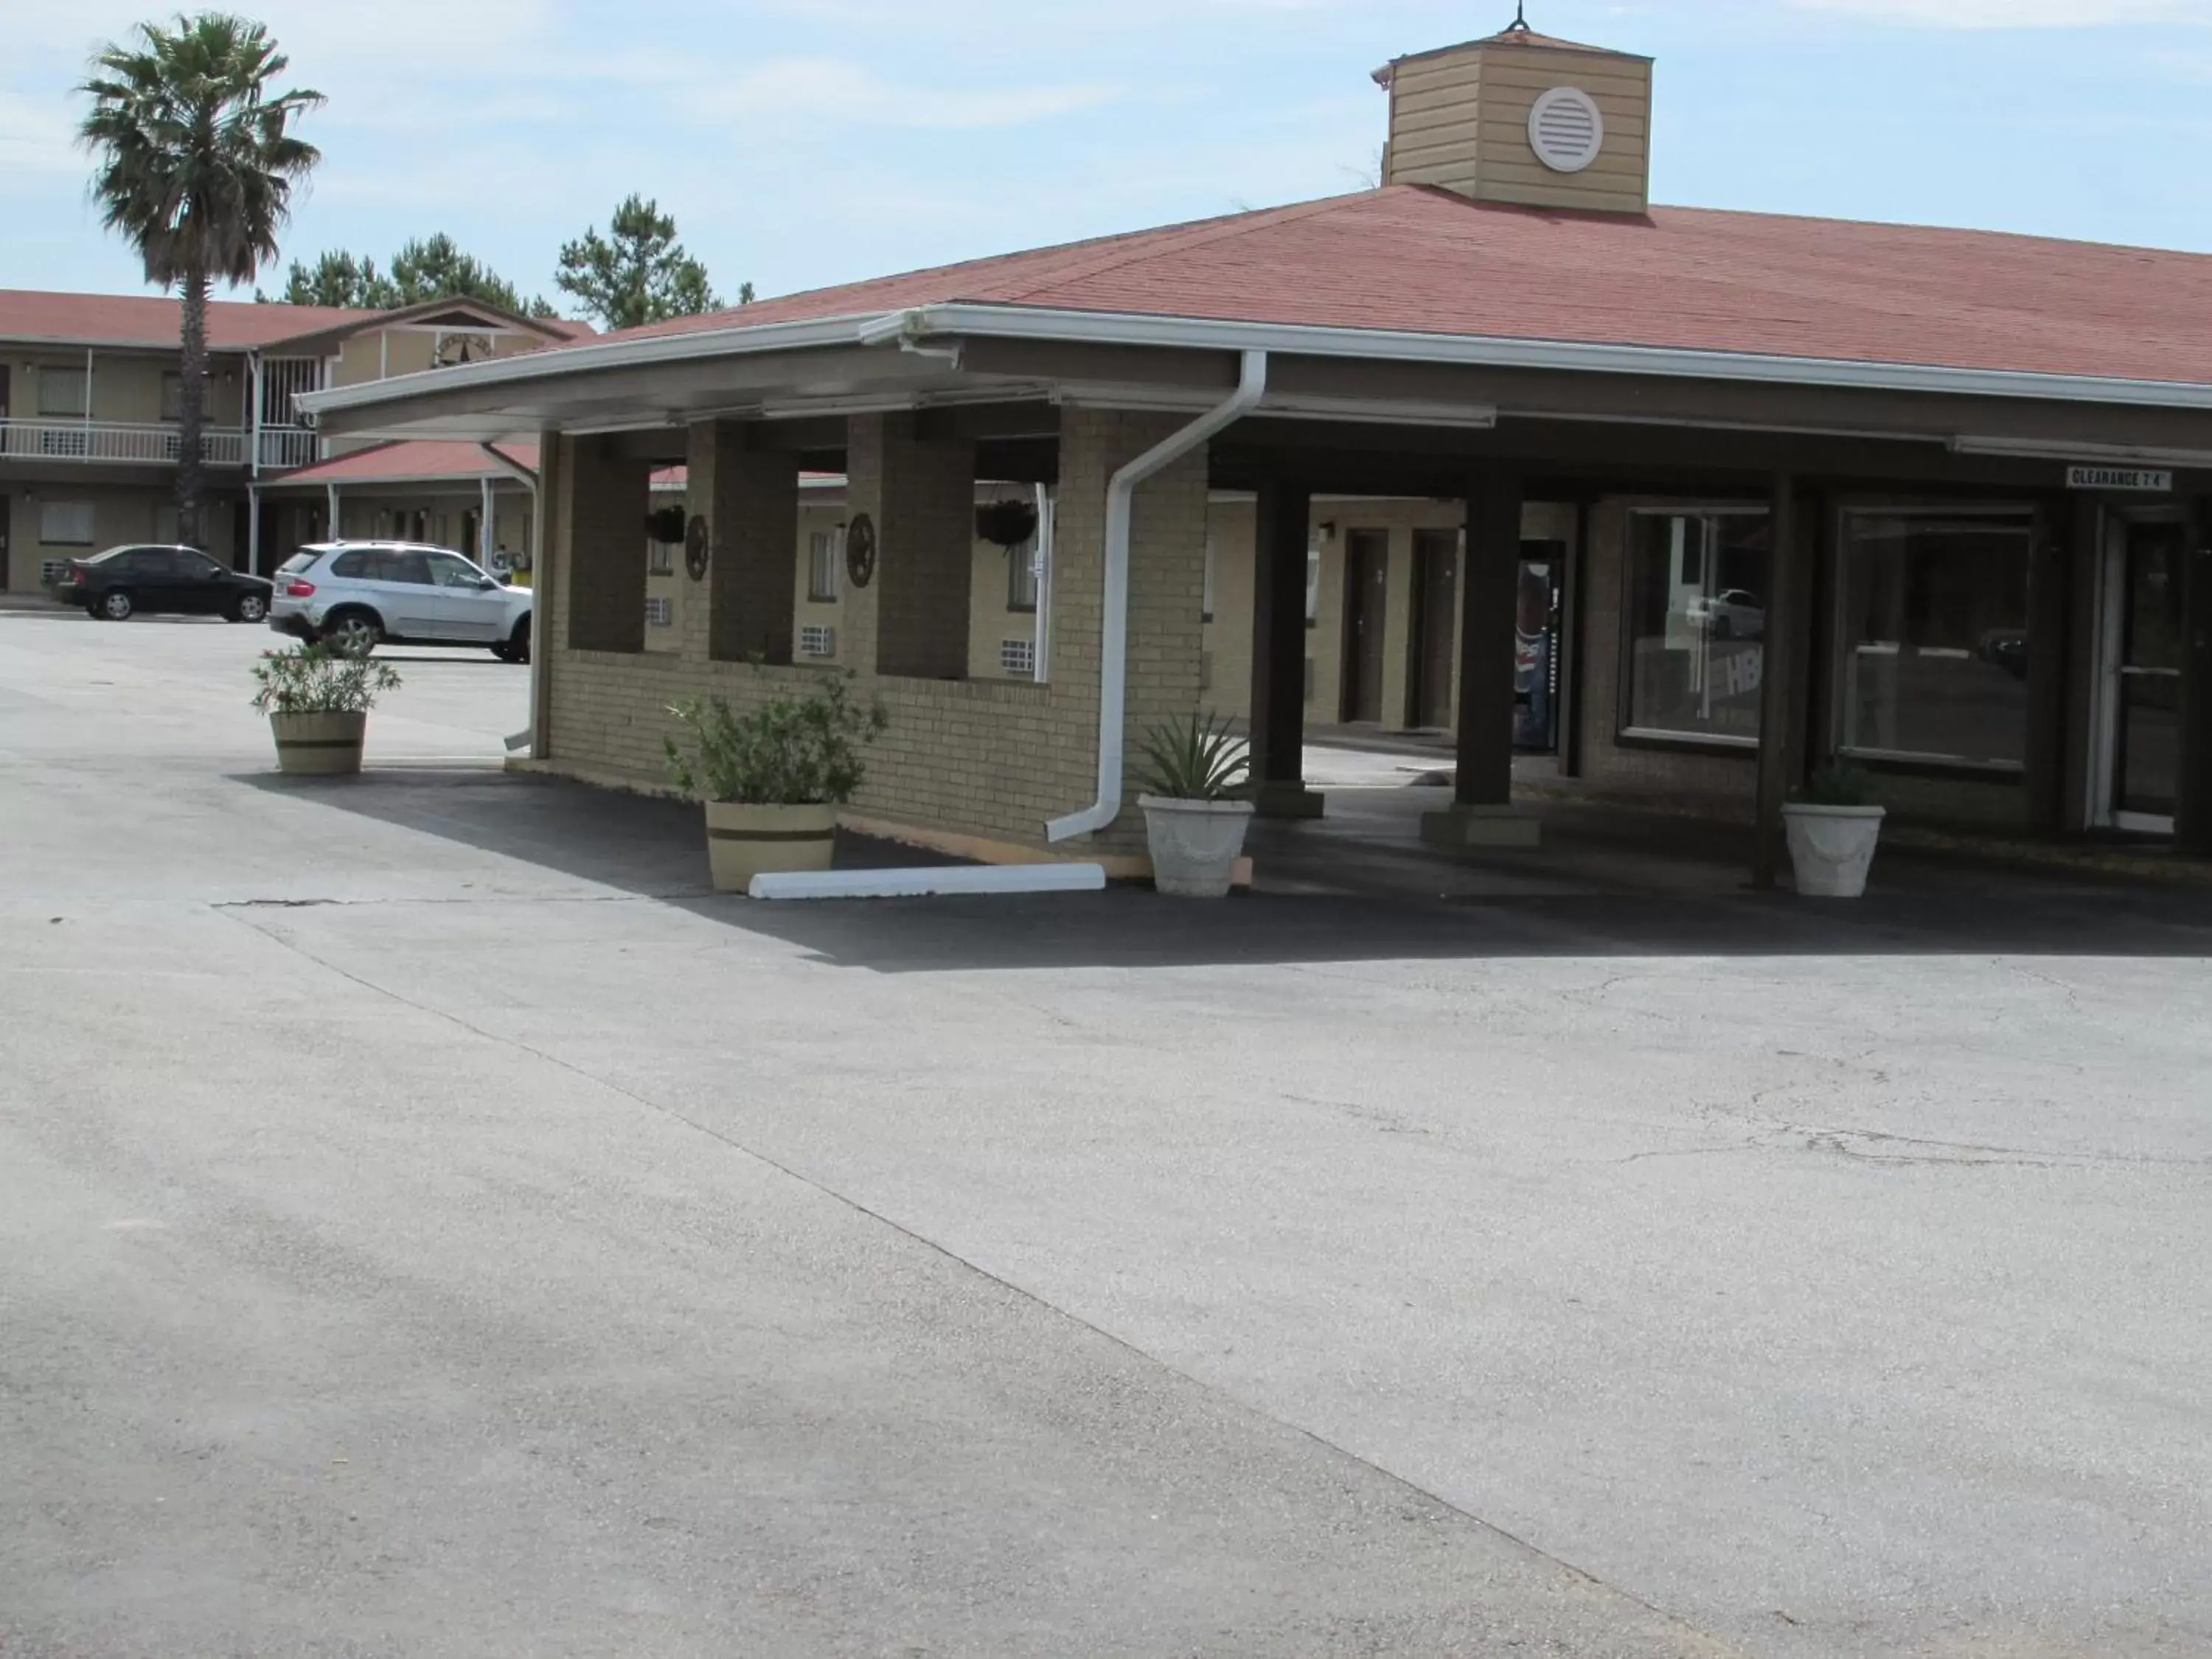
<box><xmin>215</xmin><ymin>902</ymin><xmax>1748</xmax><ymax>1659</ymax></box>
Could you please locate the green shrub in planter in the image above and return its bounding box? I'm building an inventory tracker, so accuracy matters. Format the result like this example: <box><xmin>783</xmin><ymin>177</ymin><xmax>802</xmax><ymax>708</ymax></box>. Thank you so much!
<box><xmin>250</xmin><ymin>638</ymin><xmax>402</xmax><ymax>776</ymax></box>
<box><xmin>664</xmin><ymin>672</ymin><xmax>888</xmax><ymax>892</ymax></box>
<box><xmin>1136</xmin><ymin>713</ymin><xmax>1254</xmax><ymax>897</ymax></box>
<box><xmin>1137</xmin><ymin>712</ymin><xmax>1251</xmax><ymax>801</ymax></box>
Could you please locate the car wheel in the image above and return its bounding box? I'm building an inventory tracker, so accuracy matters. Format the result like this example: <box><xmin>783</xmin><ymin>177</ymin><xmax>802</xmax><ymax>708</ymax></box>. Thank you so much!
<box><xmin>100</xmin><ymin>590</ymin><xmax>134</xmax><ymax>622</ymax></box>
<box><xmin>507</xmin><ymin>616</ymin><xmax>531</xmax><ymax>665</ymax></box>
<box><xmin>232</xmin><ymin>592</ymin><xmax>269</xmax><ymax>624</ymax></box>
<box><xmin>321</xmin><ymin>609</ymin><xmax>382</xmax><ymax>653</ymax></box>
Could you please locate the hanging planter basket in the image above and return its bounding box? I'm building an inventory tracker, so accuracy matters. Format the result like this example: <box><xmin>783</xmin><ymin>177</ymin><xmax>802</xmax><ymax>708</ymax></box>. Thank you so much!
<box><xmin>975</xmin><ymin>498</ymin><xmax>1038</xmax><ymax>549</ymax></box>
<box><xmin>646</xmin><ymin>504</ymin><xmax>689</xmax><ymax>544</ymax></box>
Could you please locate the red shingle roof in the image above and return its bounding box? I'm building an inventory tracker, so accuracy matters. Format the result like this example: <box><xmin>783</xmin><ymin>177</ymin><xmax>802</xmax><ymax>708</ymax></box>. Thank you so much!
<box><xmin>272</xmin><ymin>439</ymin><xmax>538</xmax><ymax>486</ymax></box>
<box><xmin>605</xmin><ymin>187</ymin><xmax>2212</xmax><ymax>388</ymax></box>
<box><xmin>0</xmin><ymin>290</ymin><xmax>594</xmax><ymax>352</ymax></box>
<box><xmin>0</xmin><ymin>289</ymin><xmax>382</xmax><ymax>351</ymax></box>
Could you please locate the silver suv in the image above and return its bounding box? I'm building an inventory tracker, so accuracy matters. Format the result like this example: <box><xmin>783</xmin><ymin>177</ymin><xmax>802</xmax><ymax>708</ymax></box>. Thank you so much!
<box><xmin>270</xmin><ymin>541</ymin><xmax>532</xmax><ymax>661</ymax></box>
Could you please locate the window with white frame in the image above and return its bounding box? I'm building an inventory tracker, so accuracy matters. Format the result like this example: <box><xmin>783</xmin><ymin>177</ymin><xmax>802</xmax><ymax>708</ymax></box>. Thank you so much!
<box><xmin>647</xmin><ymin>538</ymin><xmax>674</xmax><ymax>576</ymax></box>
<box><xmin>40</xmin><ymin>501</ymin><xmax>97</xmax><ymax>544</ymax></box>
<box><xmin>1006</xmin><ymin>533</ymin><xmax>1038</xmax><ymax>612</ymax></box>
<box><xmin>38</xmin><ymin>368</ymin><xmax>88</xmax><ymax>419</ymax></box>
<box><xmin>807</xmin><ymin>527</ymin><xmax>842</xmax><ymax>603</ymax></box>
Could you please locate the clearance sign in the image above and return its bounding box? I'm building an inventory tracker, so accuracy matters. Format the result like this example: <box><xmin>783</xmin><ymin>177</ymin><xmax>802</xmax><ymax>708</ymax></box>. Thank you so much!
<box><xmin>2067</xmin><ymin>465</ymin><xmax>2174</xmax><ymax>493</ymax></box>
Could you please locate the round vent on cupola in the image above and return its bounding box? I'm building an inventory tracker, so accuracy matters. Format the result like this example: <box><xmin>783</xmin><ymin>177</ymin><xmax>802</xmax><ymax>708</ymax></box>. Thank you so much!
<box><xmin>1527</xmin><ymin>86</ymin><xmax>1605</xmax><ymax>174</ymax></box>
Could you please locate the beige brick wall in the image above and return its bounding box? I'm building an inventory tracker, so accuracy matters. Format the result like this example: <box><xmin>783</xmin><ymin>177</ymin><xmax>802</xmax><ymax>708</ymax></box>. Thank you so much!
<box><xmin>537</xmin><ymin>408</ymin><xmax>1208</xmax><ymax>855</ymax></box>
<box><xmin>560</xmin><ymin>434</ymin><xmax>650</xmax><ymax>655</ymax></box>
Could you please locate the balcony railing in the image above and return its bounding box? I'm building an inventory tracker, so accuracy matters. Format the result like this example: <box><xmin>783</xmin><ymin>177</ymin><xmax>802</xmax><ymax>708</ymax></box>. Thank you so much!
<box><xmin>256</xmin><ymin>426</ymin><xmax>318</xmax><ymax>472</ymax></box>
<box><xmin>0</xmin><ymin>419</ymin><xmax>248</xmax><ymax>467</ymax></box>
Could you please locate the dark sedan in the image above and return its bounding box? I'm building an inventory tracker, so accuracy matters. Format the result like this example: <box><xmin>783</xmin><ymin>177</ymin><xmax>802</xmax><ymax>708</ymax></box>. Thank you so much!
<box><xmin>50</xmin><ymin>544</ymin><xmax>274</xmax><ymax>623</ymax></box>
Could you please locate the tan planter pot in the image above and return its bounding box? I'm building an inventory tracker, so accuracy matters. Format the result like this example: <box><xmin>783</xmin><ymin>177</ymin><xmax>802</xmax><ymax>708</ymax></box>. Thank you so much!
<box><xmin>703</xmin><ymin>801</ymin><xmax>837</xmax><ymax>893</ymax></box>
<box><xmin>269</xmin><ymin>710</ymin><xmax>366</xmax><ymax>776</ymax></box>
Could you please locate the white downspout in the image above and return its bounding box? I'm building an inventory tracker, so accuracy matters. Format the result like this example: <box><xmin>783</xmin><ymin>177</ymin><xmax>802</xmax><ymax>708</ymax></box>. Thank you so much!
<box><xmin>1032</xmin><ymin>481</ymin><xmax>1054</xmax><ymax>683</ymax></box>
<box><xmin>1046</xmin><ymin>348</ymin><xmax>1267</xmax><ymax>844</ymax></box>
<box><xmin>478</xmin><ymin>442</ymin><xmax>543</xmax><ymax>757</ymax></box>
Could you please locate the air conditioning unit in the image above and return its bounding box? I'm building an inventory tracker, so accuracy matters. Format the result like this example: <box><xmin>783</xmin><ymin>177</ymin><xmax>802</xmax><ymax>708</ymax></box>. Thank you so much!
<box><xmin>999</xmin><ymin>636</ymin><xmax>1037</xmax><ymax>678</ymax></box>
<box><xmin>41</xmin><ymin>560</ymin><xmax>69</xmax><ymax>586</ymax></box>
<box><xmin>800</xmin><ymin>624</ymin><xmax>837</xmax><ymax>658</ymax></box>
<box><xmin>644</xmin><ymin>596</ymin><xmax>672</xmax><ymax>627</ymax></box>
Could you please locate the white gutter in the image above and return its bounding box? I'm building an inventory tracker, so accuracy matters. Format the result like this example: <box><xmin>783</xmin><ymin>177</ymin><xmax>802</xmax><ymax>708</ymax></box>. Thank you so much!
<box><xmin>861</xmin><ymin>302</ymin><xmax>2212</xmax><ymax>414</ymax></box>
<box><xmin>298</xmin><ymin>314</ymin><xmax>883</xmax><ymax>417</ymax></box>
<box><xmin>299</xmin><ymin>296</ymin><xmax>2212</xmax><ymax>427</ymax></box>
<box><xmin>1046</xmin><ymin>348</ymin><xmax>1267</xmax><ymax>844</ymax></box>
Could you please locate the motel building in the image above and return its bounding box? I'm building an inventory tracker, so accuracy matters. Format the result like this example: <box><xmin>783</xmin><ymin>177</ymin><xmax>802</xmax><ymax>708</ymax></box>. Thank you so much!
<box><xmin>304</xmin><ymin>17</ymin><xmax>2212</xmax><ymax>874</ymax></box>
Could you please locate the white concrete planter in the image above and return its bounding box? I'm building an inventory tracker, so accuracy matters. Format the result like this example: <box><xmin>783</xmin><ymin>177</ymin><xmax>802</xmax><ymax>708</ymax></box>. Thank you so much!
<box><xmin>703</xmin><ymin>801</ymin><xmax>836</xmax><ymax>894</ymax></box>
<box><xmin>1783</xmin><ymin>803</ymin><xmax>1886</xmax><ymax>898</ymax></box>
<box><xmin>1139</xmin><ymin>795</ymin><xmax>1254</xmax><ymax>898</ymax></box>
<box><xmin>269</xmin><ymin>710</ymin><xmax>366</xmax><ymax>776</ymax></box>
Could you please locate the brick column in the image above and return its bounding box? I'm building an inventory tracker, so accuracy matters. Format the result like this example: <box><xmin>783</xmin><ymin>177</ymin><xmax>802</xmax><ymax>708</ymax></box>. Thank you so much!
<box><xmin>1054</xmin><ymin>407</ymin><xmax>1211</xmax><ymax>849</ymax></box>
<box><xmin>1249</xmin><ymin>476</ymin><xmax>1324</xmax><ymax>816</ymax></box>
<box><xmin>559</xmin><ymin>432</ymin><xmax>649</xmax><ymax>655</ymax></box>
<box><xmin>1422</xmin><ymin>466</ymin><xmax>1539</xmax><ymax>849</ymax></box>
<box><xmin>689</xmin><ymin>419</ymin><xmax>797</xmax><ymax>666</ymax></box>
<box><xmin>849</xmin><ymin>413</ymin><xmax>973</xmax><ymax>681</ymax></box>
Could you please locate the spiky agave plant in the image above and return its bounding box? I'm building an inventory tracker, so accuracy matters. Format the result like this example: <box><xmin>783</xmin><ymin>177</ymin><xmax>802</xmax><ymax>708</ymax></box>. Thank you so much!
<box><xmin>1137</xmin><ymin>712</ymin><xmax>1251</xmax><ymax>801</ymax></box>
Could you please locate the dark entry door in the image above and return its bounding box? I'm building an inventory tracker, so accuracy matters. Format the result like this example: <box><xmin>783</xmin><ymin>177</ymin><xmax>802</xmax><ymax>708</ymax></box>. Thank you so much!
<box><xmin>1514</xmin><ymin>545</ymin><xmax>1566</xmax><ymax>753</ymax></box>
<box><xmin>2108</xmin><ymin>518</ymin><xmax>2185</xmax><ymax>827</ymax></box>
<box><xmin>1408</xmin><ymin>528</ymin><xmax>1458</xmax><ymax>728</ymax></box>
<box><xmin>1340</xmin><ymin>529</ymin><xmax>1388</xmax><ymax>723</ymax></box>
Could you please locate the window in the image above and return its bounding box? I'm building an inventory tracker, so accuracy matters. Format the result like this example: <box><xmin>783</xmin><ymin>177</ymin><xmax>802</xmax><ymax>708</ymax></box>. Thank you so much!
<box><xmin>1622</xmin><ymin>508</ymin><xmax>1770</xmax><ymax>744</ymax></box>
<box><xmin>330</xmin><ymin>550</ymin><xmax>375</xmax><ymax>580</ymax></box>
<box><xmin>426</xmin><ymin>551</ymin><xmax>484</xmax><ymax>588</ymax></box>
<box><xmin>1005</xmin><ymin>533</ymin><xmax>1038</xmax><ymax>613</ymax></box>
<box><xmin>647</xmin><ymin>540</ymin><xmax>675</xmax><ymax>577</ymax></box>
<box><xmin>125</xmin><ymin>548</ymin><xmax>181</xmax><ymax>577</ymax></box>
<box><xmin>161</xmin><ymin>372</ymin><xmax>184</xmax><ymax>423</ymax></box>
<box><xmin>1838</xmin><ymin>508</ymin><xmax>2033</xmax><ymax>769</ymax></box>
<box><xmin>807</xmin><ymin>528</ymin><xmax>843</xmax><ymax>603</ymax></box>
<box><xmin>38</xmin><ymin>368</ymin><xmax>88</xmax><ymax>419</ymax></box>
<box><xmin>40</xmin><ymin>501</ymin><xmax>96</xmax><ymax>545</ymax></box>
<box><xmin>381</xmin><ymin>550</ymin><xmax>434</xmax><ymax>585</ymax></box>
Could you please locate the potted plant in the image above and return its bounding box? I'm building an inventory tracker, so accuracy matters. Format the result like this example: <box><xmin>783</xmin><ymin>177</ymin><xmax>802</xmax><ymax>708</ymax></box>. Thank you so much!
<box><xmin>1784</xmin><ymin>762</ymin><xmax>1885</xmax><ymax>898</ymax></box>
<box><xmin>975</xmin><ymin>498</ymin><xmax>1039</xmax><ymax>549</ymax></box>
<box><xmin>664</xmin><ymin>672</ymin><xmax>887</xmax><ymax>893</ymax></box>
<box><xmin>1137</xmin><ymin>712</ymin><xmax>1253</xmax><ymax>898</ymax></box>
<box><xmin>249</xmin><ymin>638</ymin><xmax>402</xmax><ymax>776</ymax></box>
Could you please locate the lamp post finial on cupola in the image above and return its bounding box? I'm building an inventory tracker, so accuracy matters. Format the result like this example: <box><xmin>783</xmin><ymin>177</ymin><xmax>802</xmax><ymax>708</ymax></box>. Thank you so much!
<box><xmin>1507</xmin><ymin>2</ymin><xmax>1531</xmax><ymax>31</ymax></box>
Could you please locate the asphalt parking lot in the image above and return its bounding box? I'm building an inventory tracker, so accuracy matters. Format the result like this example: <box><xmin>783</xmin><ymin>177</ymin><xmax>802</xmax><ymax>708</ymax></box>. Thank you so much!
<box><xmin>4</xmin><ymin>610</ymin><xmax>2211</xmax><ymax>1658</ymax></box>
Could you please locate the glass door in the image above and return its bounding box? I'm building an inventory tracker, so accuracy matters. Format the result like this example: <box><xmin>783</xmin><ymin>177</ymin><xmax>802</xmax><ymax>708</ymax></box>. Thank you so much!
<box><xmin>2098</xmin><ymin>515</ymin><xmax>2186</xmax><ymax>833</ymax></box>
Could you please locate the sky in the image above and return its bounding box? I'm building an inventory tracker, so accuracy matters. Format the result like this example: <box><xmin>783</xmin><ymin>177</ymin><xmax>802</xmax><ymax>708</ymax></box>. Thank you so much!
<box><xmin>3</xmin><ymin>0</ymin><xmax>2211</xmax><ymax>315</ymax></box>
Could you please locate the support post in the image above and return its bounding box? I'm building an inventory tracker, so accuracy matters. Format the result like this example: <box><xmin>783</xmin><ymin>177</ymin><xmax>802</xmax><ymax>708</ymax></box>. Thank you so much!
<box><xmin>1752</xmin><ymin>472</ymin><xmax>1802</xmax><ymax>888</ymax></box>
<box><xmin>692</xmin><ymin>419</ymin><xmax>799</xmax><ymax>666</ymax></box>
<box><xmin>479</xmin><ymin>474</ymin><xmax>496</xmax><ymax>569</ymax></box>
<box><xmin>1422</xmin><ymin>467</ymin><xmax>1537</xmax><ymax>849</ymax></box>
<box><xmin>246</xmin><ymin>483</ymin><xmax>261</xmax><ymax>578</ymax></box>
<box><xmin>1249</xmin><ymin>476</ymin><xmax>1323</xmax><ymax>818</ymax></box>
<box><xmin>2177</xmin><ymin>495</ymin><xmax>2212</xmax><ymax>857</ymax></box>
<box><xmin>325</xmin><ymin>482</ymin><xmax>340</xmax><ymax>542</ymax></box>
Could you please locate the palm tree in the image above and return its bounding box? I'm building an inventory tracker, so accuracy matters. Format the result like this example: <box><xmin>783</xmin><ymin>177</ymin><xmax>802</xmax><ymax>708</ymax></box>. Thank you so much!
<box><xmin>80</xmin><ymin>14</ymin><xmax>321</xmax><ymax>549</ymax></box>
